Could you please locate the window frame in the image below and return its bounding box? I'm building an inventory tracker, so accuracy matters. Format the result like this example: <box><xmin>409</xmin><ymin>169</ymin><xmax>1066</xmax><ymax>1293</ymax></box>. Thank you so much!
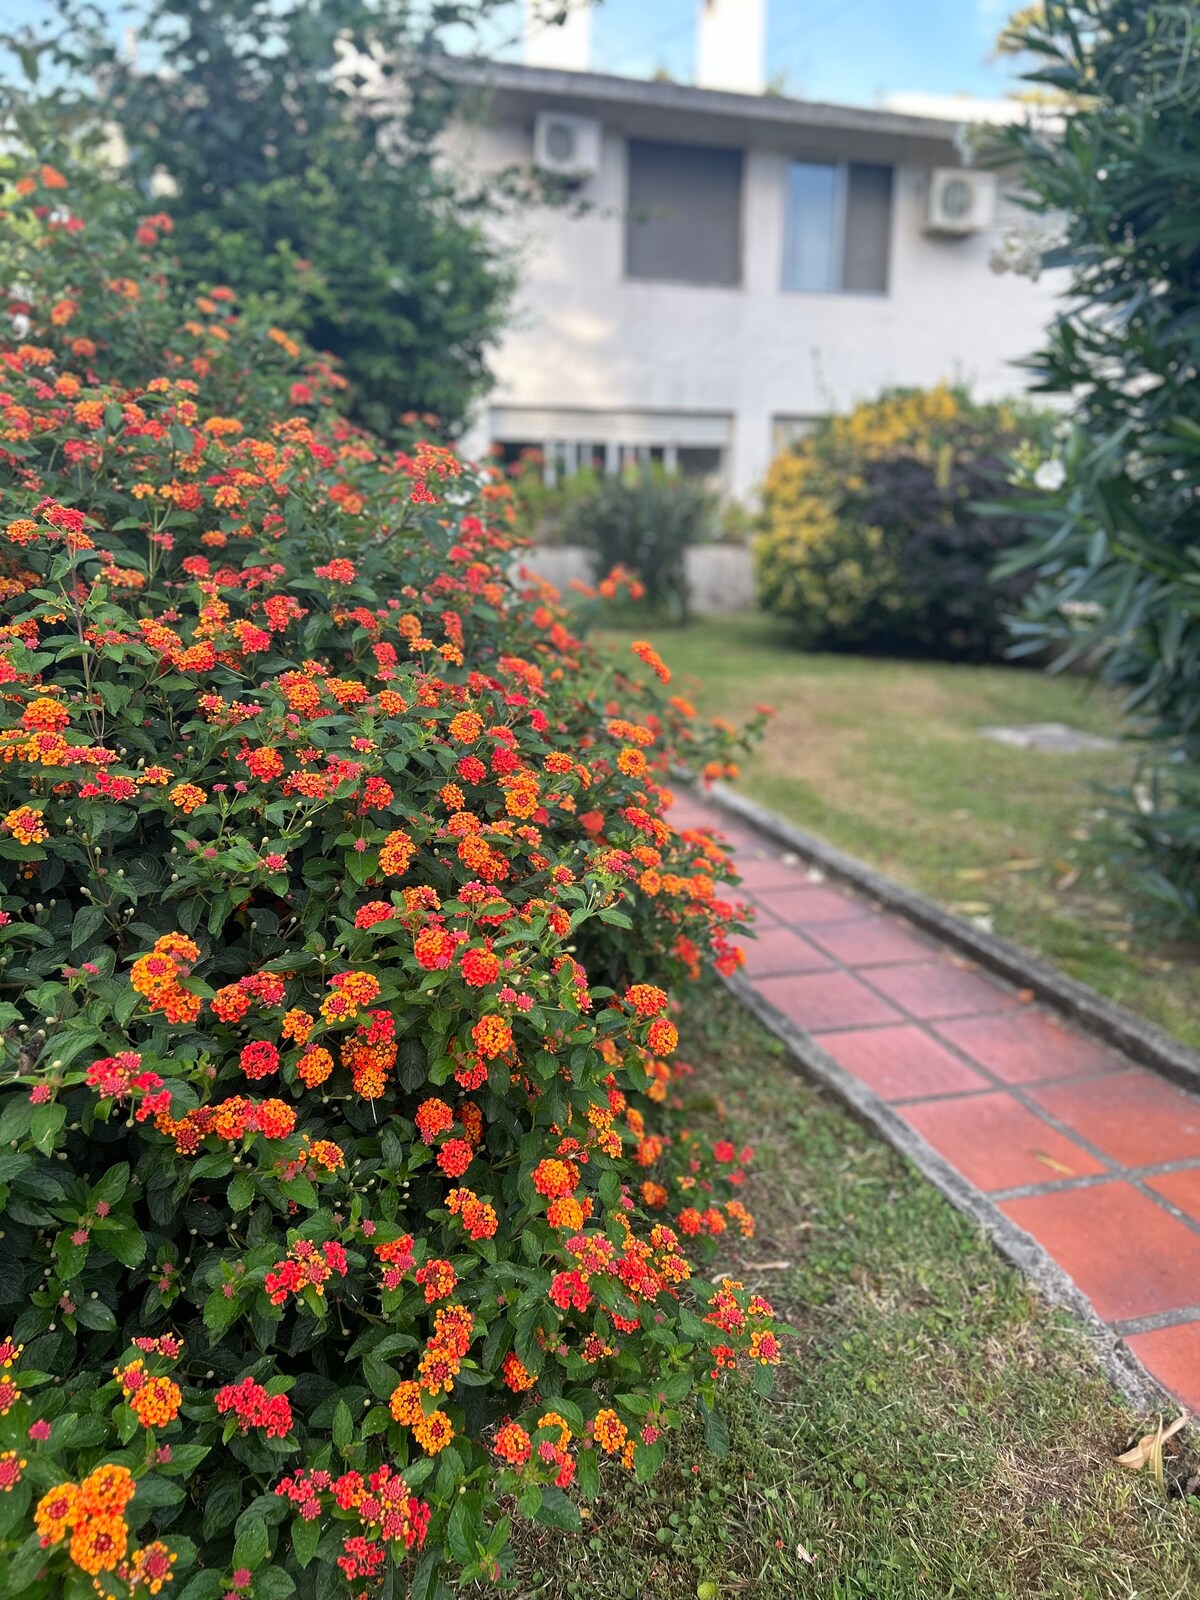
<box><xmin>781</xmin><ymin>157</ymin><xmax>893</xmax><ymax>298</ymax></box>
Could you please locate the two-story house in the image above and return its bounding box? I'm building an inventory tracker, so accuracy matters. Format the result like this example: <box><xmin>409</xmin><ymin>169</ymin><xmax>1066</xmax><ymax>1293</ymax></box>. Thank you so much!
<box><xmin>451</xmin><ymin>0</ymin><xmax>1059</xmax><ymax>499</ymax></box>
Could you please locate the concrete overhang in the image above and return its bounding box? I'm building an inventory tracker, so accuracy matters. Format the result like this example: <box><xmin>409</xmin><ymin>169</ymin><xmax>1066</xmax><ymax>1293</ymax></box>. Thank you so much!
<box><xmin>444</xmin><ymin>59</ymin><xmax>982</xmax><ymax>164</ymax></box>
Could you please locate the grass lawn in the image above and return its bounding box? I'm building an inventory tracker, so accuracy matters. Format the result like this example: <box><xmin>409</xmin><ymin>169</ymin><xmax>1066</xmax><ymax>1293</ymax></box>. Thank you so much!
<box><xmin>503</xmin><ymin>985</ymin><xmax>1200</xmax><ymax>1599</ymax></box>
<box><xmin>599</xmin><ymin>614</ymin><xmax>1200</xmax><ymax>1050</ymax></box>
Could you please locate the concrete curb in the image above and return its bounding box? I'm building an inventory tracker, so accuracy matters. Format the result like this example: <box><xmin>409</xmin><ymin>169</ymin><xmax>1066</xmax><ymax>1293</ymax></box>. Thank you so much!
<box><xmin>726</xmin><ymin>970</ymin><xmax>1178</xmax><ymax>1421</ymax></box>
<box><xmin>707</xmin><ymin>782</ymin><xmax>1200</xmax><ymax>1095</ymax></box>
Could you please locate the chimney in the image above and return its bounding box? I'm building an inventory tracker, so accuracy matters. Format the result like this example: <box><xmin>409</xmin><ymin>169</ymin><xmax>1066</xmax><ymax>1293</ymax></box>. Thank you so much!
<box><xmin>696</xmin><ymin>0</ymin><xmax>766</xmax><ymax>95</ymax></box>
<box><xmin>524</xmin><ymin>1</ymin><xmax>593</xmax><ymax>73</ymax></box>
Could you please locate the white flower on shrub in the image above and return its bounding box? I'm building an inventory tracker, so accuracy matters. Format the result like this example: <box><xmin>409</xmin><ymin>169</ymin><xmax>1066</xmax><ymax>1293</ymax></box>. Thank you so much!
<box><xmin>1034</xmin><ymin>458</ymin><xmax>1067</xmax><ymax>491</ymax></box>
<box><xmin>989</xmin><ymin>214</ymin><xmax>1068</xmax><ymax>280</ymax></box>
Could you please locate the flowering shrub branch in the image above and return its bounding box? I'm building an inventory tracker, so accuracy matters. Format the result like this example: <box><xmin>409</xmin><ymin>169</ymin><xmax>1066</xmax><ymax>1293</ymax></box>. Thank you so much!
<box><xmin>0</xmin><ymin>161</ymin><xmax>776</xmax><ymax>1599</ymax></box>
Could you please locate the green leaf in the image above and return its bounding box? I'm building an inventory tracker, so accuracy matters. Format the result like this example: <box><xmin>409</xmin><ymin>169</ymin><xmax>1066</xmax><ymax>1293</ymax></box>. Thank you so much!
<box><xmin>232</xmin><ymin>1516</ymin><xmax>270</xmax><ymax>1570</ymax></box>
<box><xmin>4</xmin><ymin>1531</ymin><xmax>46</xmax><ymax>1595</ymax></box>
<box><xmin>446</xmin><ymin>1492</ymin><xmax>481</xmax><ymax>1565</ymax></box>
<box><xmin>332</xmin><ymin>1399</ymin><xmax>353</xmax><ymax>1451</ymax></box>
<box><xmin>700</xmin><ymin>1399</ymin><xmax>729</xmax><ymax>1458</ymax></box>
<box><xmin>576</xmin><ymin>1447</ymin><xmax>600</xmax><ymax>1501</ymax></box>
<box><xmin>71</xmin><ymin>904</ymin><xmax>109</xmax><ymax>949</ymax></box>
<box><xmin>29</xmin><ymin>1100</ymin><xmax>66</xmax><ymax>1155</ymax></box>
<box><xmin>175</xmin><ymin>1574</ymin><xmax>228</xmax><ymax>1600</ymax></box>
<box><xmin>253</xmin><ymin>1572</ymin><xmax>296</xmax><ymax>1600</ymax></box>
<box><xmin>362</xmin><ymin>1406</ymin><xmax>390</xmax><ymax>1438</ymax></box>
<box><xmin>279</xmin><ymin>1175</ymin><xmax>319</xmax><ymax>1209</ymax></box>
<box><xmin>74</xmin><ymin>1297</ymin><xmax>117</xmax><ymax>1331</ymax></box>
<box><xmin>0</xmin><ymin>1095</ymin><xmax>34</xmax><ymax>1144</ymax></box>
<box><xmin>292</xmin><ymin>1514</ymin><xmax>321</xmax><ymax>1569</ymax></box>
<box><xmin>94</xmin><ymin>1218</ymin><xmax>147</xmax><ymax>1269</ymax></box>
<box><xmin>202</xmin><ymin>1476</ymin><xmax>243</xmax><ymax>1541</ymax></box>
<box><xmin>90</xmin><ymin>1162</ymin><xmax>130</xmax><ymax>1206</ymax></box>
<box><xmin>361</xmin><ymin>1354</ymin><xmax>399</xmax><ymax>1400</ymax></box>
<box><xmin>228</xmin><ymin>1172</ymin><xmax>255</xmax><ymax>1212</ymax></box>
<box><xmin>532</xmin><ymin>1484</ymin><xmax>580</xmax><ymax>1532</ymax></box>
<box><xmin>204</xmin><ymin>1287</ymin><xmax>243</xmax><ymax>1338</ymax></box>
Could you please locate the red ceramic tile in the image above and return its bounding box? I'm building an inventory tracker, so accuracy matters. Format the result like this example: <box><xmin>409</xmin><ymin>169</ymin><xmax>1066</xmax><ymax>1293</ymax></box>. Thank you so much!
<box><xmin>1029</xmin><ymin>1071</ymin><xmax>1200</xmax><ymax>1168</ymax></box>
<box><xmin>1146</xmin><ymin>1167</ymin><xmax>1200</xmax><ymax>1224</ymax></box>
<box><xmin>665</xmin><ymin>806</ymin><xmax>719</xmax><ymax>829</ymax></box>
<box><xmin>752</xmin><ymin>884</ymin><xmax>865</xmax><ymax>927</ymax></box>
<box><xmin>933</xmin><ymin>1012</ymin><xmax>1121</xmax><ymax>1086</ymax></box>
<box><xmin>1001</xmin><ymin>1182</ymin><xmax>1200</xmax><ymax>1322</ymax></box>
<box><xmin>901</xmin><ymin>1091</ymin><xmax>1107</xmax><ymax>1192</ymax></box>
<box><xmin>740</xmin><ymin>927</ymin><xmax>834</xmax><ymax>978</ymax></box>
<box><xmin>1125</xmin><ymin>1321</ymin><xmax>1200</xmax><ymax>1414</ymax></box>
<box><xmin>808</xmin><ymin>914</ymin><xmax>937</xmax><ymax>967</ymax></box>
<box><xmin>816</xmin><ymin>1024</ymin><xmax>991</xmax><ymax>1101</ymax></box>
<box><xmin>754</xmin><ymin>971</ymin><xmax>902</xmax><ymax>1032</ymax></box>
<box><xmin>864</xmin><ymin>960</ymin><xmax>1020</xmax><ymax>1020</ymax></box>
<box><xmin>729</xmin><ymin>855</ymin><xmax>810</xmax><ymax>893</ymax></box>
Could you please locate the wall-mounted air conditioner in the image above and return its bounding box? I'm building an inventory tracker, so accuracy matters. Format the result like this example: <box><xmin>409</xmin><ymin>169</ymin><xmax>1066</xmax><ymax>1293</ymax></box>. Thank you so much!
<box><xmin>925</xmin><ymin>168</ymin><xmax>997</xmax><ymax>235</ymax></box>
<box><xmin>533</xmin><ymin>112</ymin><xmax>602</xmax><ymax>182</ymax></box>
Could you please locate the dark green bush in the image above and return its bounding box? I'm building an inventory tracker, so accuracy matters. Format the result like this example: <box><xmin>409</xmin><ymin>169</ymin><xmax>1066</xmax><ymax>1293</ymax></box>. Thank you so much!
<box><xmin>563</xmin><ymin>468</ymin><xmax>718</xmax><ymax>619</ymax></box>
<box><xmin>756</xmin><ymin>386</ymin><xmax>1049</xmax><ymax>661</ymax></box>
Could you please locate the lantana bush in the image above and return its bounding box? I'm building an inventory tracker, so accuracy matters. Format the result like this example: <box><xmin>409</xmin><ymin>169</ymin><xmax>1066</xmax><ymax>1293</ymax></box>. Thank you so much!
<box><xmin>0</xmin><ymin>164</ymin><xmax>778</xmax><ymax>1600</ymax></box>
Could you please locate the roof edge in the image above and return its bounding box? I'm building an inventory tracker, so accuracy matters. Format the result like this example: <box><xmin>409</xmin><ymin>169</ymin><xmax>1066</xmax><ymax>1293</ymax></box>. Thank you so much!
<box><xmin>441</xmin><ymin>56</ymin><xmax>1003</xmax><ymax>144</ymax></box>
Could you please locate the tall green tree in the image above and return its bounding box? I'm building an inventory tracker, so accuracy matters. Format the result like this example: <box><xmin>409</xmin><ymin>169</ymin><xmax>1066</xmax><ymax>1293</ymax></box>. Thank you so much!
<box><xmin>995</xmin><ymin>0</ymin><xmax>1200</xmax><ymax>930</ymax></box>
<box><xmin>27</xmin><ymin>0</ymin><xmax>517</xmax><ymax>435</ymax></box>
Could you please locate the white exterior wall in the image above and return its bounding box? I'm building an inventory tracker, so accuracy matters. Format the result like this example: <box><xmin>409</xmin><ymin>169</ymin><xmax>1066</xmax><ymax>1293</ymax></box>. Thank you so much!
<box><xmin>457</xmin><ymin>114</ymin><xmax>1061</xmax><ymax>498</ymax></box>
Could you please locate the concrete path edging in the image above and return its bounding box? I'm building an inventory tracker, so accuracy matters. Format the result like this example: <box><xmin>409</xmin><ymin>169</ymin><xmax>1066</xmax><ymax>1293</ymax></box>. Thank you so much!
<box><xmin>668</xmin><ymin>782</ymin><xmax>1200</xmax><ymax>1424</ymax></box>
<box><xmin>708</xmin><ymin>782</ymin><xmax>1200</xmax><ymax>1095</ymax></box>
<box><xmin>727</xmin><ymin>970</ymin><xmax>1174</xmax><ymax>1420</ymax></box>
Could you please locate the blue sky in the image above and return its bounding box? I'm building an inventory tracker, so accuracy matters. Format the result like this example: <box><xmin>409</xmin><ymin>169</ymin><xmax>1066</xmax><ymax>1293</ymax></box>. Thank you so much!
<box><xmin>509</xmin><ymin>0</ymin><xmax>1021</xmax><ymax>106</ymax></box>
<box><xmin>5</xmin><ymin>1</ymin><xmax>1023</xmax><ymax>110</ymax></box>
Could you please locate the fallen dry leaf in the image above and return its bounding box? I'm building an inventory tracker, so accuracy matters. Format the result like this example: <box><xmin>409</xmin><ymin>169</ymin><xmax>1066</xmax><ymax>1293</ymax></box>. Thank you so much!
<box><xmin>796</xmin><ymin>1544</ymin><xmax>815</xmax><ymax>1565</ymax></box>
<box><xmin>1033</xmin><ymin>1151</ymin><xmax>1077</xmax><ymax>1175</ymax></box>
<box><xmin>1115</xmin><ymin>1413</ymin><xmax>1187</xmax><ymax>1490</ymax></box>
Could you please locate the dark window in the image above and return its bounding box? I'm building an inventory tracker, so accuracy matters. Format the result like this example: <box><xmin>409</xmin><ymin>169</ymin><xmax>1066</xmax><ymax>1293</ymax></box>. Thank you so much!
<box><xmin>843</xmin><ymin>163</ymin><xmax>893</xmax><ymax>293</ymax></box>
<box><xmin>677</xmin><ymin>446</ymin><xmax>723</xmax><ymax>479</ymax></box>
<box><xmin>626</xmin><ymin>140</ymin><xmax>743</xmax><ymax>287</ymax></box>
<box><xmin>783</xmin><ymin>160</ymin><xmax>892</xmax><ymax>294</ymax></box>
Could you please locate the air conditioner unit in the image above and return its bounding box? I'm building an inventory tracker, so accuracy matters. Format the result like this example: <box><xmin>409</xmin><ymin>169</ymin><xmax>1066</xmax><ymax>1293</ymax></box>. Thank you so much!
<box><xmin>925</xmin><ymin>168</ymin><xmax>996</xmax><ymax>235</ymax></box>
<box><xmin>533</xmin><ymin>112</ymin><xmax>602</xmax><ymax>182</ymax></box>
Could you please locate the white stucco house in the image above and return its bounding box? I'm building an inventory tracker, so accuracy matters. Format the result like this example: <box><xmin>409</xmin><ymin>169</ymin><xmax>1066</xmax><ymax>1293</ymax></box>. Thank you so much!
<box><xmin>451</xmin><ymin>0</ymin><xmax>1060</xmax><ymax>500</ymax></box>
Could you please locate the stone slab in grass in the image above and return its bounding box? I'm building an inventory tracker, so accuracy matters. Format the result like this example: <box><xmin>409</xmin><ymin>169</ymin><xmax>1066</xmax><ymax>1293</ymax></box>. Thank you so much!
<box><xmin>980</xmin><ymin>721</ymin><xmax>1120</xmax><ymax>753</ymax></box>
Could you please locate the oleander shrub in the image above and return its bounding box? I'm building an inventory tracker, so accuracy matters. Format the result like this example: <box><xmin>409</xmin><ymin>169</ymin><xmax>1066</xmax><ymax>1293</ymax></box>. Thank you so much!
<box><xmin>756</xmin><ymin>386</ymin><xmax>1049</xmax><ymax>660</ymax></box>
<box><xmin>0</xmin><ymin>164</ymin><xmax>778</xmax><ymax>1600</ymax></box>
<box><xmin>993</xmin><ymin>0</ymin><xmax>1200</xmax><ymax>932</ymax></box>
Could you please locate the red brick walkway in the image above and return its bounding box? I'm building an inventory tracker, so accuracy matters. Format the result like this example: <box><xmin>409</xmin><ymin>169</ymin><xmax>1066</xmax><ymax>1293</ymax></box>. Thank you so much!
<box><xmin>672</xmin><ymin>789</ymin><xmax>1200</xmax><ymax>1415</ymax></box>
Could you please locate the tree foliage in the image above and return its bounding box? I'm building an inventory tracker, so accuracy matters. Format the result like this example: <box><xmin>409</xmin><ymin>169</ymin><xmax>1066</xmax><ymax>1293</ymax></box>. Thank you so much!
<box><xmin>14</xmin><ymin>0</ymin><xmax>516</xmax><ymax>436</ymax></box>
<box><xmin>994</xmin><ymin>0</ymin><xmax>1200</xmax><ymax>929</ymax></box>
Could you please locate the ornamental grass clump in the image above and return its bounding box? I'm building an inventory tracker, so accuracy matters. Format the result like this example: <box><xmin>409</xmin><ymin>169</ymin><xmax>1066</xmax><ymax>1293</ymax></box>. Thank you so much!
<box><xmin>0</xmin><ymin>164</ymin><xmax>777</xmax><ymax>1600</ymax></box>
